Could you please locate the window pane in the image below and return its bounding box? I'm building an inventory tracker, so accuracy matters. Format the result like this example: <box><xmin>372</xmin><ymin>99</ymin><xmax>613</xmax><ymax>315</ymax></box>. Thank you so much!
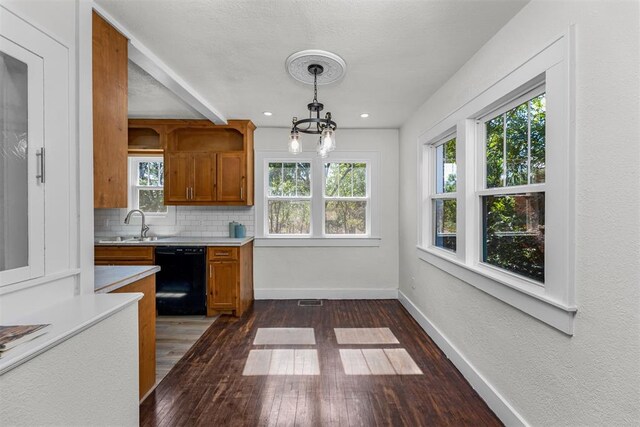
<box><xmin>505</xmin><ymin>103</ymin><xmax>528</xmax><ymax>186</ymax></box>
<box><xmin>281</xmin><ymin>162</ymin><xmax>296</xmax><ymax>196</ymax></box>
<box><xmin>325</xmin><ymin>201</ymin><xmax>366</xmax><ymax>234</ymax></box>
<box><xmin>138</xmin><ymin>161</ymin><xmax>163</xmax><ymax>186</ymax></box>
<box><xmin>352</xmin><ymin>163</ymin><xmax>367</xmax><ymax>197</ymax></box>
<box><xmin>296</xmin><ymin>162</ymin><xmax>311</xmax><ymax>196</ymax></box>
<box><xmin>268</xmin><ymin>162</ymin><xmax>283</xmax><ymax>196</ymax></box>
<box><xmin>436</xmin><ymin>138</ymin><xmax>456</xmax><ymax>193</ymax></box>
<box><xmin>138</xmin><ymin>189</ymin><xmax>167</xmax><ymax>213</ymax></box>
<box><xmin>268</xmin><ymin>200</ymin><xmax>311</xmax><ymax>234</ymax></box>
<box><xmin>482</xmin><ymin>192</ymin><xmax>545</xmax><ymax>283</ymax></box>
<box><xmin>434</xmin><ymin>199</ymin><xmax>456</xmax><ymax>251</ymax></box>
<box><xmin>530</xmin><ymin>94</ymin><xmax>546</xmax><ymax>183</ymax></box>
<box><xmin>486</xmin><ymin>116</ymin><xmax>504</xmax><ymax>188</ymax></box>
<box><xmin>324</xmin><ymin>162</ymin><xmax>367</xmax><ymax>197</ymax></box>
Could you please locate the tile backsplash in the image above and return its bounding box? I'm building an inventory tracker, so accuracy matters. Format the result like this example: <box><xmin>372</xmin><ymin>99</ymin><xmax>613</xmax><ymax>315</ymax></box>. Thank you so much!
<box><xmin>94</xmin><ymin>206</ymin><xmax>255</xmax><ymax>238</ymax></box>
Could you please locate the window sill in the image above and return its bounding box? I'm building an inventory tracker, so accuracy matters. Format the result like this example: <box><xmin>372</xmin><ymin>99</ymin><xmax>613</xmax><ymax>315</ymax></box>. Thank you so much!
<box><xmin>255</xmin><ymin>237</ymin><xmax>381</xmax><ymax>247</ymax></box>
<box><xmin>416</xmin><ymin>246</ymin><xmax>576</xmax><ymax>335</ymax></box>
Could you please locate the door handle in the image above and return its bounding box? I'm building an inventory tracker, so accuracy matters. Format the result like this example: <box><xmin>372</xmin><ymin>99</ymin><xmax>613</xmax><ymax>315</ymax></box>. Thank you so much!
<box><xmin>186</xmin><ymin>186</ymin><xmax>189</xmax><ymax>200</ymax></box>
<box><xmin>36</xmin><ymin>148</ymin><xmax>45</xmax><ymax>184</ymax></box>
<box><xmin>240</xmin><ymin>176</ymin><xmax>245</xmax><ymax>200</ymax></box>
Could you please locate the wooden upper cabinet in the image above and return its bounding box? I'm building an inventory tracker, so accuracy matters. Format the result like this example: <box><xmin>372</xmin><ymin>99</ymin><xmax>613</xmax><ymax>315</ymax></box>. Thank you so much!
<box><xmin>165</xmin><ymin>152</ymin><xmax>191</xmax><ymax>203</ymax></box>
<box><xmin>192</xmin><ymin>153</ymin><xmax>216</xmax><ymax>202</ymax></box>
<box><xmin>93</xmin><ymin>12</ymin><xmax>128</xmax><ymax>208</ymax></box>
<box><xmin>131</xmin><ymin>119</ymin><xmax>255</xmax><ymax>206</ymax></box>
<box><xmin>217</xmin><ymin>152</ymin><xmax>245</xmax><ymax>202</ymax></box>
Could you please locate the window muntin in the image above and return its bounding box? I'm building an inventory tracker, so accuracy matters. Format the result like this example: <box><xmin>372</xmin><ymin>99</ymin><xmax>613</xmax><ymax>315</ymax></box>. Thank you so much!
<box><xmin>481</xmin><ymin>91</ymin><xmax>546</xmax><ymax>283</ymax></box>
<box><xmin>266</xmin><ymin>162</ymin><xmax>312</xmax><ymax>235</ymax></box>
<box><xmin>323</xmin><ymin>162</ymin><xmax>368</xmax><ymax>235</ymax></box>
<box><xmin>430</xmin><ymin>136</ymin><xmax>457</xmax><ymax>252</ymax></box>
<box><xmin>130</xmin><ymin>157</ymin><xmax>167</xmax><ymax>215</ymax></box>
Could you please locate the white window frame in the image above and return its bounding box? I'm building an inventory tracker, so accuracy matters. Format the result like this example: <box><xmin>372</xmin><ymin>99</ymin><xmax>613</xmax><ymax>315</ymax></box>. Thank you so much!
<box><xmin>264</xmin><ymin>160</ymin><xmax>314</xmax><ymax>237</ymax></box>
<box><xmin>424</xmin><ymin>131</ymin><xmax>458</xmax><ymax>258</ymax></box>
<box><xmin>124</xmin><ymin>156</ymin><xmax>176</xmax><ymax>226</ymax></box>
<box><xmin>323</xmin><ymin>161</ymin><xmax>371</xmax><ymax>237</ymax></box>
<box><xmin>417</xmin><ymin>29</ymin><xmax>576</xmax><ymax>334</ymax></box>
<box><xmin>255</xmin><ymin>151</ymin><xmax>380</xmax><ymax>247</ymax></box>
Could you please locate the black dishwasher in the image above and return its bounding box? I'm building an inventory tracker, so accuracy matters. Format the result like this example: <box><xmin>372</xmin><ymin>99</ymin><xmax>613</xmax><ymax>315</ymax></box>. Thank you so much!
<box><xmin>154</xmin><ymin>247</ymin><xmax>206</xmax><ymax>315</ymax></box>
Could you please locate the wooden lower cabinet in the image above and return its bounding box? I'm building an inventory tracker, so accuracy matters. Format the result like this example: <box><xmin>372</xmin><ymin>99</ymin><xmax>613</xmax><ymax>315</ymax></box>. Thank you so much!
<box><xmin>94</xmin><ymin>246</ymin><xmax>154</xmax><ymax>265</ymax></box>
<box><xmin>207</xmin><ymin>242</ymin><xmax>253</xmax><ymax>317</ymax></box>
<box><xmin>111</xmin><ymin>274</ymin><xmax>156</xmax><ymax>400</ymax></box>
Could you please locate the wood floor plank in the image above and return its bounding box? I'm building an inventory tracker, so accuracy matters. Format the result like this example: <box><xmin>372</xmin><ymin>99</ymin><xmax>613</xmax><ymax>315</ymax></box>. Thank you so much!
<box><xmin>335</xmin><ymin>327</ymin><xmax>399</xmax><ymax>345</ymax></box>
<box><xmin>254</xmin><ymin>327</ymin><xmax>316</xmax><ymax>345</ymax></box>
<box><xmin>140</xmin><ymin>300</ymin><xmax>502</xmax><ymax>427</ymax></box>
<box><xmin>383</xmin><ymin>348</ymin><xmax>423</xmax><ymax>375</ymax></box>
<box><xmin>243</xmin><ymin>350</ymin><xmax>272</xmax><ymax>376</ymax></box>
<box><xmin>361</xmin><ymin>348</ymin><xmax>396</xmax><ymax>375</ymax></box>
<box><xmin>340</xmin><ymin>349</ymin><xmax>372</xmax><ymax>375</ymax></box>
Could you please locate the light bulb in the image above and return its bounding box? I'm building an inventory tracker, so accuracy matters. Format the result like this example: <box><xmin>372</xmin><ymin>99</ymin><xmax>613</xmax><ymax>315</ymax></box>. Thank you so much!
<box><xmin>288</xmin><ymin>131</ymin><xmax>302</xmax><ymax>154</ymax></box>
<box><xmin>316</xmin><ymin>138</ymin><xmax>329</xmax><ymax>158</ymax></box>
<box><xmin>321</xmin><ymin>128</ymin><xmax>336</xmax><ymax>152</ymax></box>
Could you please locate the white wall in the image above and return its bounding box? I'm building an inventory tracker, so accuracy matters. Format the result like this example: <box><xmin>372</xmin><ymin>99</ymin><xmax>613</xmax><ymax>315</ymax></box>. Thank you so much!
<box><xmin>398</xmin><ymin>0</ymin><xmax>640</xmax><ymax>425</ymax></box>
<box><xmin>254</xmin><ymin>127</ymin><xmax>399</xmax><ymax>298</ymax></box>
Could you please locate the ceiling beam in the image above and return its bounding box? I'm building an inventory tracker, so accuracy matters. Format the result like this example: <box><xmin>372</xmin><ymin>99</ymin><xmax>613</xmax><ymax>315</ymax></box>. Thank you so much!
<box><xmin>92</xmin><ymin>3</ymin><xmax>227</xmax><ymax>125</ymax></box>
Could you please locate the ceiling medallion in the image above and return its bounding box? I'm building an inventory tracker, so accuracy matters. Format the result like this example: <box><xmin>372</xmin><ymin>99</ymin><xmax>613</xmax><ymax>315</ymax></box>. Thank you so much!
<box><xmin>285</xmin><ymin>50</ymin><xmax>346</xmax><ymax>157</ymax></box>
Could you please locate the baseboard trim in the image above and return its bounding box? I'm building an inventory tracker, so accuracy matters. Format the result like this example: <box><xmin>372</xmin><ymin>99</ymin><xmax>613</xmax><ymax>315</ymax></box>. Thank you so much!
<box><xmin>254</xmin><ymin>288</ymin><xmax>399</xmax><ymax>300</ymax></box>
<box><xmin>398</xmin><ymin>290</ymin><xmax>528</xmax><ymax>427</ymax></box>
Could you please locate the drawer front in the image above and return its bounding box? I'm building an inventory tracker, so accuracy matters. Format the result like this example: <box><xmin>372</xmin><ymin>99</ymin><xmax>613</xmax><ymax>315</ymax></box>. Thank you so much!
<box><xmin>95</xmin><ymin>246</ymin><xmax>154</xmax><ymax>262</ymax></box>
<box><xmin>208</xmin><ymin>247</ymin><xmax>238</xmax><ymax>261</ymax></box>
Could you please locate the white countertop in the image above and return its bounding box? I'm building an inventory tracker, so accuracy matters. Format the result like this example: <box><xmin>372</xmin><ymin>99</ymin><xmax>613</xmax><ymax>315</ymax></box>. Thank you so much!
<box><xmin>94</xmin><ymin>236</ymin><xmax>254</xmax><ymax>247</ymax></box>
<box><xmin>0</xmin><ymin>293</ymin><xmax>142</xmax><ymax>376</ymax></box>
<box><xmin>94</xmin><ymin>265</ymin><xmax>161</xmax><ymax>294</ymax></box>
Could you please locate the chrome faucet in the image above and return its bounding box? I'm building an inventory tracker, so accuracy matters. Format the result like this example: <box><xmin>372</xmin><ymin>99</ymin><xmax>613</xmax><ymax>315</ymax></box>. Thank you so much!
<box><xmin>124</xmin><ymin>209</ymin><xmax>149</xmax><ymax>239</ymax></box>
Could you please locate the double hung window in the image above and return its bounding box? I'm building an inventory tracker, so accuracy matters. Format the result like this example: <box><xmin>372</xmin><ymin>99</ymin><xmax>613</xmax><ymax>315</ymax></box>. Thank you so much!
<box><xmin>267</xmin><ymin>162</ymin><xmax>312</xmax><ymax>235</ymax></box>
<box><xmin>430</xmin><ymin>137</ymin><xmax>457</xmax><ymax>251</ymax></box>
<box><xmin>129</xmin><ymin>157</ymin><xmax>167</xmax><ymax>215</ymax></box>
<box><xmin>480</xmin><ymin>89</ymin><xmax>546</xmax><ymax>282</ymax></box>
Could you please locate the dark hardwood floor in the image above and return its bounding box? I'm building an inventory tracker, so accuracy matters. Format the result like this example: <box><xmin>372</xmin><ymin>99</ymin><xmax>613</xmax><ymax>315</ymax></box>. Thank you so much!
<box><xmin>140</xmin><ymin>300</ymin><xmax>502</xmax><ymax>426</ymax></box>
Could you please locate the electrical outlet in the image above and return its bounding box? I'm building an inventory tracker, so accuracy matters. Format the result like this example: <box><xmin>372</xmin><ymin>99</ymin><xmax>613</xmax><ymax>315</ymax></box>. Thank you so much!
<box><xmin>411</xmin><ymin>276</ymin><xmax>416</xmax><ymax>290</ymax></box>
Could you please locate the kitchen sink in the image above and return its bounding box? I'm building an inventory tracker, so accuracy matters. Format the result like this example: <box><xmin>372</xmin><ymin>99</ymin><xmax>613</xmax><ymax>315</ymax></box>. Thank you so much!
<box><xmin>97</xmin><ymin>236</ymin><xmax>159</xmax><ymax>244</ymax></box>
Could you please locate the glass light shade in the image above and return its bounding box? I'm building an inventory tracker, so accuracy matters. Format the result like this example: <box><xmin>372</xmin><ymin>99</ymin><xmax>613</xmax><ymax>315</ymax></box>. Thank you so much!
<box><xmin>321</xmin><ymin>128</ymin><xmax>336</xmax><ymax>152</ymax></box>
<box><xmin>288</xmin><ymin>131</ymin><xmax>302</xmax><ymax>154</ymax></box>
<box><xmin>316</xmin><ymin>138</ymin><xmax>329</xmax><ymax>158</ymax></box>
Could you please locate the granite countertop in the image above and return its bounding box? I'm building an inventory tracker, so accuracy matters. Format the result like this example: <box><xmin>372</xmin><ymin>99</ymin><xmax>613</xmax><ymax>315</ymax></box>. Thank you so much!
<box><xmin>94</xmin><ymin>265</ymin><xmax>161</xmax><ymax>294</ymax></box>
<box><xmin>94</xmin><ymin>236</ymin><xmax>254</xmax><ymax>247</ymax></box>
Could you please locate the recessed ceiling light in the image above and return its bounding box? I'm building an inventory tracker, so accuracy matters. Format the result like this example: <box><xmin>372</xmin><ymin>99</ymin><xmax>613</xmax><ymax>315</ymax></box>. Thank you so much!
<box><xmin>263</xmin><ymin>111</ymin><xmax>273</xmax><ymax>116</ymax></box>
<box><xmin>360</xmin><ymin>113</ymin><xmax>370</xmax><ymax>118</ymax></box>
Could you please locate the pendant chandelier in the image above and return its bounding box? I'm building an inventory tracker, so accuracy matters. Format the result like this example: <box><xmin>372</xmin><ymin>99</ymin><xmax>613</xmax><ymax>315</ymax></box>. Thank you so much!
<box><xmin>286</xmin><ymin>50</ymin><xmax>346</xmax><ymax>157</ymax></box>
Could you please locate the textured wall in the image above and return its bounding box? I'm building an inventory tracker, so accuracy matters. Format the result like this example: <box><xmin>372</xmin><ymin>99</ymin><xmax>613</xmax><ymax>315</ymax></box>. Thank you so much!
<box><xmin>253</xmin><ymin>128</ymin><xmax>399</xmax><ymax>297</ymax></box>
<box><xmin>0</xmin><ymin>305</ymin><xmax>139</xmax><ymax>426</ymax></box>
<box><xmin>95</xmin><ymin>206</ymin><xmax>254</xmax><ymax>238</ymax></box>
<box><xmin>398</xmin><ymin>0</ymin><xmax>640</xmax><ymax>425</ymax></box>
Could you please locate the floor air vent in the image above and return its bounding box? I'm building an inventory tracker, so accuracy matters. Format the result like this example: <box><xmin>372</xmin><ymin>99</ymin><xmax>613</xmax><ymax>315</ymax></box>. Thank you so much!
<box><xmin>298</xmin><ymin>299</ymin><xmax>323</xmax><ymax>307</ymax></box>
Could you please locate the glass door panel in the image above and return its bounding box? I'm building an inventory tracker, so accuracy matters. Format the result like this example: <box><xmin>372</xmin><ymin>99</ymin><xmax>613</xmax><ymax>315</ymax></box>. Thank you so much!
<box><xmin>0</xmin><ymin>30</ymin><xmax>45</xmax><ymax>286</ymax></box>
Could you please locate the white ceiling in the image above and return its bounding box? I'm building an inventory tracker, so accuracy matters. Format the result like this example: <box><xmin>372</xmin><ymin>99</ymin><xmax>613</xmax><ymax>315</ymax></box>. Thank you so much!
<box><xmin>128</xmin><ymin>60</ymin><xmax>205</xmax><ymax>119</ymax></box>
<box><xmin>100</xmin><ymin>0</ymin><xmax>529</xmax><ymax>128</ymax></box>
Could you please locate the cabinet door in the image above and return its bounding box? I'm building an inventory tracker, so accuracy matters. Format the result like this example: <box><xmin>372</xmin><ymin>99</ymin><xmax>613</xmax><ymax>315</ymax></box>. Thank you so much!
<box><xmin>0</xmin><ymin>10</ymin><xmax>55</xmax><ymax>286</ymax></box>
<box><xmin>192</xmin><ymin>153</ymin><xmax>216</xmax><ymax>202</ymax></box>
<box><xmin>208</xmin><ymin>261</ymin><xmax>237</xmax><ymax>310</ymax></box>
<box><xmin>92</xmin><ymin>12</ymin><xmax>128</xmax><ymax>208</ymax></box>
<box><xmin>216</xmin><ymin>152</ymin><xmax>245</xmax><ymax>202</ymax></box>
<box><xmin>165</xmin><ymin>152</ymin><xmax>191</xmax><ymax>203</ymax></box>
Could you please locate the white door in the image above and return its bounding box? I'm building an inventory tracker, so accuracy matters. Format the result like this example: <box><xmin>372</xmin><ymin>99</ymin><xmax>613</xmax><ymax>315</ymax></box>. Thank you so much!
<box><xmin>0</xmin><ymin>7</ymin><xmax>68</xmax><ymax>287</ymax></box>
